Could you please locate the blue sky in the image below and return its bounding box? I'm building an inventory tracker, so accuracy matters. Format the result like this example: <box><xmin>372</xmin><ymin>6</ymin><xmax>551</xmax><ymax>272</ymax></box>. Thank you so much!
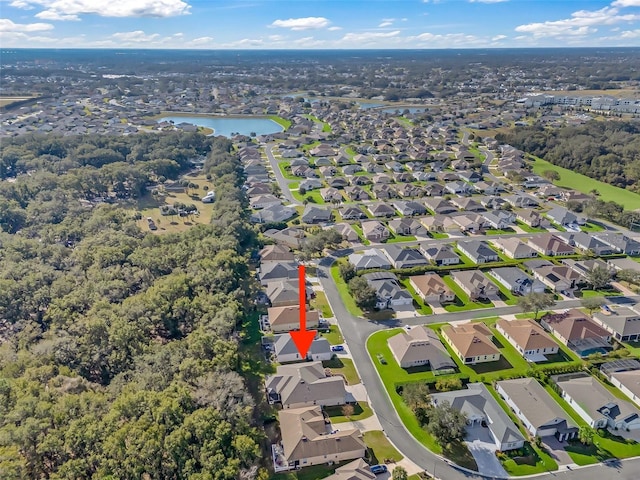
<box><xmin>1</xmin><ymin>0</ymin><xmax>640</xmax><ymax>49</ymax></box>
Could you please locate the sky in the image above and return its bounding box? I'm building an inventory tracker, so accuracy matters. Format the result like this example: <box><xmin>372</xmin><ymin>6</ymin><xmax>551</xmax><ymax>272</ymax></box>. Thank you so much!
<box><xmin>1</xmin><ymin>0</ymin><xmax>640</xmax><ymax>49</ymax></box>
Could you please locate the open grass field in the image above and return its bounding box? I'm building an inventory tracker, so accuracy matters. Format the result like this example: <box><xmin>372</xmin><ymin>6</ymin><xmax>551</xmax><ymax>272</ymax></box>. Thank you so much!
<box><xmin>133</xmin><ymin>173</ymin><xmax>214</xmax><ymax>234</ymax></box>
<box><xmin>330</xmin><ymin>264</ymin><xmax>364</xmax><ymax>317</ymax></box>
<box><xmin>325</xmin><ymin>402</ymin><xmax>374</xmax><ymax>423</ymax></box>
<box><xmin>311</xmin><ymin>291</ymin><xmax>334</xmax><ymax>319</ymax></box>
<box><xmin>530</xmin><ymin>156</ymin><xmax>640</xmax><ymax>210</ymax></box>
<box><xmin>323</xmin><ymin>357</ymin><xmax>360</xmax><ymax>385</ymax></box>
<box><xmin>320</xmin><ymin>324</ymin><xmax>343</xmax><ymax>345</ymax></box>
<box><xmin>363</xmin><ymin>431</ymin><xmax>404</xmax><ymax>464</ymax></box>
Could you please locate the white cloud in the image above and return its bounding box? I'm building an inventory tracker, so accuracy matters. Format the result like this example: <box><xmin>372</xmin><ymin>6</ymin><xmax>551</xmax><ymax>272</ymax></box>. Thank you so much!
<box><xmin>412</xmin><ymin>32</ymin><xmax>485</xmax><ymax>47</ymax></box>
<box><xmin>328</xmin><ymin>26</ymin><xmax>342</xmax><ymax>31</ymax></box>
<box><xmin>340</xmin><ymin>30</ymin><xmax>401</xmax><ymax>44</ymax></box>
<box><xmin>35</xmin><ymin>11</ymin><xmax>80</xmax><ymax>21</ymax></box>
<box><xmin>621</xmin><ymin>29</ymin><xmax>640</xmax><ymax>38</ymax></box>
<box><xmin>268</xmin><ymin>34</ymin><xmax>286</xmax><ymax>41</ymax></box>
<box><xmin>492</xmin><ymin>34</ymin><xmax>507</xmax><ymax>41</ymax></box>
<box><xmin>0</xmin><ymin>18</ymin><xmax>53</xmax><ymax>32</ymax></box>
<box><xmin>515</xmin><ymin>6</ymin><xmax>640</xmax><ymax>38</ymax></box>
<box><xmin>111</xmin><ymin>30</ymin><xmax>160</xmax><ymax>43</ymax></box>
<box><xmin>188</xmin><ymin>36</ymin><xmax>214</xmax><ymax>46</ymax></box>
<box><xmin>293</xmin><ymin>36</ymin><xmax>326</xmax><ymax>48</ymax></box>
<box><xmin>9</xmin><ymin>0</ymin><xmax>191</xmax><ymax>18</ymax></box>
<box><xmin>613</xmin><ymin>0</ymin><xmax>640</xmax><ymax>6</ymax></box>
<box><xmin>270</xmin><ymin>17</ymin><xmax>330</xmax><ymax>31</ymax></box>
<box><xmin>379</xmin><ymin>21</ymin><xmax>393</xmax><ymax>27</ymax></box>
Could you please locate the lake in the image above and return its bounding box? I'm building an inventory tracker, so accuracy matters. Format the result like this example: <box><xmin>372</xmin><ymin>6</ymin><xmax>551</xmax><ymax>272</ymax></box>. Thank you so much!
<box><xmin>158</xmin><ymin>115</ymin><xmax>283</xmax><ymax>137</ymax></box>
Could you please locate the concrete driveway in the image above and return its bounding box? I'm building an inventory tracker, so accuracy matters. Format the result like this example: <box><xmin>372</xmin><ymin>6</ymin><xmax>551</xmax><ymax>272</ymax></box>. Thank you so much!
<box><xmin>464</xmin><ymin>425</ymin><xmax>508</xmax><ymax>478</ymax></box>
<box><xmin>542</xmin><ymin>436</ymin><xmax>574</xmax><ymax>466</ymax></box>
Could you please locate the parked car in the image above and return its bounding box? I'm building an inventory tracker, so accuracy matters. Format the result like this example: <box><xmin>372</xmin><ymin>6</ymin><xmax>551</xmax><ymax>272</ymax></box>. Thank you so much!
<box><xmin>369</xmin><ymin>465</ymin><xmax>388</xmax><ymax>475</ymax></box>
<box><xmin>331</xmin><ymin>345</ymin><xmax>345</xmax><ymax>352</ymax></box>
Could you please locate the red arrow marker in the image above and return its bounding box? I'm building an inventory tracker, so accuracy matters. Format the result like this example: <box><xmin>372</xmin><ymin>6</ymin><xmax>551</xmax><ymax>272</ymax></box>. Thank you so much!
<box><xmin>289</xmin><ymin>264</ymin><xmax>316</xmax><ymax>358</ymax></box>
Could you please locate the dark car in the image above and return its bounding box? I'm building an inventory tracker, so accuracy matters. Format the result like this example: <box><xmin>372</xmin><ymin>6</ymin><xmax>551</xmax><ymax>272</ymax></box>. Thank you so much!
<box><xmin>331</xmin><ymin>345</ymin><xmax>345</xmax><ymax>352</ymax></box>
<box><xmin>369</xmin><ymin>465</ymin><xmax>388</xmax><ymax>475</ymax></box>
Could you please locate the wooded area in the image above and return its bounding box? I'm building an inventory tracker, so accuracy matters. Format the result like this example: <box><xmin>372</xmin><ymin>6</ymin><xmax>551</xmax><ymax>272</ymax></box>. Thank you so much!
<box><xmin>496</xmin><ymin>121</ymin><xmax>640</xmax><ymax>192</ymax></box>
<box><xmin>0</xmin><ymin>135</ymin><xmax>266</xmax><ymax>479</ymax></box>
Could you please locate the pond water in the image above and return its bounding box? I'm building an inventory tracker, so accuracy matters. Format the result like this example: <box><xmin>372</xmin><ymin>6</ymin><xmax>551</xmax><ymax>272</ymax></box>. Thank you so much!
<box><xmin>158</xmin><ymin>115</ymin><xmax>283</xmax><ymax>137</ymax></box>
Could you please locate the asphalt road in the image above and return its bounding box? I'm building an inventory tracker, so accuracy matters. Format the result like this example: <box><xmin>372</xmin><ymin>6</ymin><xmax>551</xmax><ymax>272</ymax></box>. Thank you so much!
<box><xmin>316</xmin><ymin>255</ymin><xmax>640</xmax><ymax>480</ymax></box>
<box><xmin>264</xmin><ymin>143</ymin><xmax>301</xmax><ymax>205</ymax></box>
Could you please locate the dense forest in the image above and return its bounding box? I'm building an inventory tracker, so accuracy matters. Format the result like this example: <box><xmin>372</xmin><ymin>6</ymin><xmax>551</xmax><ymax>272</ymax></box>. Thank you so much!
<box><xmin>496</xmin><ymin>121</ymin><xmax>640</xmax><ymax>192</ymax></box>
<box><xmin>0</xmin><ymin>135</ymin><xmax>266</xmax><ymax>479</ymax></box>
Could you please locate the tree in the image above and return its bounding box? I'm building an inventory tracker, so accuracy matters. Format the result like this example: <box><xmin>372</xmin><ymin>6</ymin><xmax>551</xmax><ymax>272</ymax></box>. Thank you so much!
<box><xmin>578</xmin><ymin>425</ymin><xmax>596</xmax><ymax>446</ymax></box>
<box><xmin>517</xmin><ymin>292</ymin><xmax>556</xmax><ymax>320</ymax></box>
<box><xmin>339</xmin><ymin>262</ymin><xmax>356</xmax><ymax>282</ymax></box>
<box><xmin>402</xmin><ymin>382</ymin><xmax>431</xmax><ymax>424</ymax></box>
<box><xmin>542</xmin><ymin>169</ymin><xmax>560</xmax><ymax>181</ymax></box>
<box><xmin>341</xmin><ymin>404</ymin><xmax>355</xmax><ymax>419</ymax></box>
<box><xmin>426</xmin><ymin>401</ymin><xmax>467</xmax><ymax>446</ymax></box>
<box><xmin>392</xmin><ymin>466</ymin><xmax>408</xmax><ymax>480</ymax></box>
<box><xmin>581</xmin><ymin>296</ymin><xmax>606</xmax><ymax>314</ymax></box>
<box><xmin>617</xmin><ymin>269</ymin><xmax>640</xmax><ymax>286</ymax></box>
<box><xmin>585</xmin><ymin>265</ymin><xmax>613</xmax><ymax>290</ymax></box>
<box><xmin>348</xmin><ymin>276</ymin><xmax>377</xmax><ymax>311</ymax></box>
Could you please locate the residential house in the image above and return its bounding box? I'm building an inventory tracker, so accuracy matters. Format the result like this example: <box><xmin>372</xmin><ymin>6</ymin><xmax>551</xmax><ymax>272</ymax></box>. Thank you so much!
<box><xmin>342</xmin><ymin>164</ymin><xmax>361</xmax><ymax>175</ymax></box>
<box><xmin>595</xmin><ymin>233</ymin><xmax>640</xmax><ymax>256</ymax></box>
<box><xmin>384</xmin><ymin>245</ymin><xmax>429</xmax><ymax>269</ymax></box>
<box><xmin>250</xmin><ymin>194</ymin><xmax>282</xmax><ymax>210</ymax></box>
<box><xmin>608</xmin><ymin>257</ymin><xmax>640</xmax><ymax>273</ymax></box>
<box><xmin>530</xmin><ymin>264</ymin><xmax>581</xmax><ymax>293</ymax></box>
<box><xmin>505</xmin><ymin>194</ymin><xmax>540</xmax><ymax>208</ymax></box>
<box><xmin>496</xmin><ymin>318</ymin><xmax>559</xmax><ymax>361</ymax></box>
<box><xmin>268</xmin><ymin>305</ymin><xmax>320</xmax><ymax>333</ymax></box>
<box><xmin>423</xmin><ymin>182</ymin><xmax>445</xmax><ymax>197</ymax></box>
<box><xmin>482</xmin><ymin>211</ymin><xmax>514</xmax><ymax>230</ymax></box>
<box><xmin>361</xmin><ymin>220</ymin><xmax>390</xmax><ymax>242</ymax></box>
<box><xmin>277</xmin><ymin>406</ymin><xmax>366</xmax><ymax>468</ymax></box>
<box><xmin>344</xmin><ymin>186</ymin><xmax>370</xmax><ymax>201</ymax></box>
<box><xmin>450</xmin><ymin>197</ymin><xmax>485</xmax><ymax>212</ymax></box>
<box><xmin>527</xmin><ymin>234</ymin><xmax>575</xmax><ymax>256</ymax></box>
<box><xmin>492</xmin><ymin>238</ymin><xmax>538</xmax><ymax>260</ymax></box>
<box><xmin>387</xmin><ymin>326</ymin><xmax>456</xmax><ymax>370</ymax></box>
<box><xmin>362</xmin><ymin>271</ymin><xmax>413</xmax><ymax>310</ymax></box>
<box><xmin>409</xmin><ymin>273</ymin><xmax>455</xmax><ymax>304</ymax></box>
<box><xmin>396</xmin><ymin>183</ymin><xmax>424</xmax><ymax>198</ymax></box>
<box><xmin>394</xmin><ymin>172</ymin><xmax>415</xmax><ymax>184</ymax></box>
<box><xmin>367</xmin><ymin>202</ymin><xmax>397</xmax><ymax>218</ymax></box>
<box><xmin>388</xmin><ymin>218</ymin><xmax>427</xmax><ymax>237</ymax></box>
<box><xmin>274</xmin><ymin>334</ymin><xmax>332</xmax><ymax>363</ymax></box>
<box><xmin>348</xmin><ymin>249</ymin><xmax>392</xmax><ymax>271</ymax></box>
<box><xmin>431</xmin><ymin>383</ymin><xmax>525</xmax><ymax>451</ymax></box>
<box><xmin>546</xmin><ymin>206</ymin><xmax>586</xmax><ymax>227</ymax></box>
<box><xmin>371</xmin><ymin>184</ymin><xmax>397</xmax><ymax>200</ymax></box>
<box><xmin>553</xmin><ymin>373</ymin><xmax>640</xmax><ymax>431</ymax></box>
<box><xmin>350</xmin><ymin>175</ymin><xmax>372</xmax><ymax>186</ymax></box>
<box><xmin>424</xmin><ymin>198</ymin><xmax>457</xmax><ymax>215</ymax></box>
<box><xmin>372</xmin><ymin>173</ymin><xmax>394</xmax><ymax>184</ymax></box>
<box><xmin>608</xmin><ymin>369</ymin><xmax>640</xmax><ymax>408</ymax></box>
<box><xmin>490</xmin><ymin>267</ymin><xmax>546</xmax><ymax>295</ymax></box>
<box><xmin>320</xmin><ymin>187</ymin><xmax>343</xmax><ymax>203</ymax></box>
<box><xmin>444</xmin><ymin>181</ymin><xmax>471</xmax><ymax>195</ymax></box>
<box><xmin>457</xmin><ymin>170</ymin><xmax>482</xmax><ymax>183</ymax></box>
<box><xmin>496</xmin><ymin>378</ymin><xmax>578</xmax><ymax>441</ymax></box>
<box><xmin>302</xmin><ymin>205</ymin><xmax>332</xmax><ymax>224</ymax></box>
<box><xmin>540</xmin><ymin>310</ymin><xmax>612</xmax><ymax>357</ymax></box>
<box><xmin>450</xmin><ymin>270</ymin><xmax>498</xmax><ymax>300</ymax></box>
<box><xmin>452</xmin><ymin>214</ymin><xmax>482</xmax><ymax>233</ymax></box>
<box><xmin>263</xmin><ymin>227</ymin><xmax>305</xmax><ymax>249</ymax></box>
<box><xmin>457</xmin><ymin>240</ymin><xmax>500</xmax><ymax>264</ymax></box>
<box><xmin>516</xmin><ymin>210</ymin><xmax>542</xmax><ymax>228</ymax></box>
<box><xmin>393</xmin><ymin>200</ymin><xmax>427</xmax><ymax>216</ymax></box>
<box><xmin>324</xmin><ymin>459</ymin><xmax>375</xmax><ymax>480</ymax></box>
<box><xmin>266</xmin><ymin>280</ymin><xmax>304</xmax><ymax>307</ymax></box>
<box><xmin>564</xmin><ymin>232</ymin><xmax>615</xmax><ymax>256</ymax></box>
<box><xmin>593</xmin><ymin>304</ymin><xmax>640</xmax><ymax>342</ymax></box>
<box><xmin>331</xmin><ymin>223</ymin><xmax>360</xmax><ymax>242</ymax></box>
<box><xmin>266</xmin><ymin>362</ymin><xmax>346</xmax><ymax>408</ymax></box>
<box><xmin>259</xmin><ymin>261</ymin><xmax>299</xmax><ymax>285</ymax></box>
<box><xmin>340</xmin><ymin>205</ymin><xmax>367</xmax><ymax>220</ymax></box>
<box><xmin>260</xmin><ymin>244</ymin><xmax>296</xmax><ymax>262</ymax></box>
<box><xmin>250</xmin><ymin>204</ymin><xmax>297</xmax><ymax>224</ymax></box>
<box><xmin>441</xmin><ymin>322</ymin><xmax>500</xmax><ymax>364</ymax></box>
<box><xmin>419</xmin><ymin>244</ymin><xmax>460</xmax><ymax>266</ymax></box>
<box><xmin>474</xmin><ymin>181</ymin><xmax>503</xmax><ymax>195</ymax></box>
<box><xmin>328</xmin><ymin>177</ymin><xmax>349</xmax><ymax>189</ymax></box>
<box><xmin>561</xmin><ymin>258</ymin><xmax>612</xmax><ymax>281</ymax></box>
<box><xmin>319</xmin><ymin>166</ymin><xmax>337</xmax><ymax>177</ymax></box>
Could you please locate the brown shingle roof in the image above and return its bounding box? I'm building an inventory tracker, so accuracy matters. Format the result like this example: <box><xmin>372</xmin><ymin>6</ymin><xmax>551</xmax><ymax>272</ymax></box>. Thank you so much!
<box><xmin>496</xmin><ymin>318</ymin><xmax>558</xmax><ymax>351</ymax></box>
<box><xmin>442</xmin><ymin>323</ymin><xmax>499</xmax><ymax>358</ymax></box>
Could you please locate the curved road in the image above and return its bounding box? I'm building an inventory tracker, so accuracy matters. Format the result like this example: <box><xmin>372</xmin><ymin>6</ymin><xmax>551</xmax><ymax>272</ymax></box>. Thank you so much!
<box><xmin>264</xmin><ymin>143</ymin><xmax>301</xmax><ymax>205</ymax></box>
<box><xmin>316</xmin><ymin>255</ymin><xmax>640</xmax><ymax>480</ymax></box>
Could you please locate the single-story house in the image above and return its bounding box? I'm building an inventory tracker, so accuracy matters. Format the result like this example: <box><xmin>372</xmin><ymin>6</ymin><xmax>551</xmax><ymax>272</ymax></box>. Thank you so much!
<box><xmin>609</xmin><ymin>369</ymin><xmax>640</xmax><ymax>409</ymax></box>
<box><xmin>348</xmin><ymin>249</ymin><xmax>392</xmax><ymax>271</ymax></box>
<box><xmin>340</xmin><ymin>205</ymin><xmax>367</xmax><ymax>220</ymax></box>
<box><xmin>266</xmin><ymin>362</ymin><xmax>346</xmax><ymax>408</ymax></box>
<box><xmin>302</xmin><ymin>205</ymin><xmax>332</xmax><ymax>224</ymax></box>
<box><xmin>259</xmin><ymin>261</ymin><xmax>299</xmax><ymax>285</ymax></box>
<box><xmin>540</xmin><ymin>310</ymin><xmax>612</xmax><ymax>357</ymax></box>
<box><xmin>323</xmin><ymin>459</ymin><xmax>375</xmax><ymax>480</ymax></box>
<box><xmin>496</xmin><ymin>378</ymin><xmax>578</xmax><ymax>441</ymax></box>
<box><xmin>592</xmin><ymin>304</ymin><xmax>640</xmax><ymax>342</ymax></box>
<box><xmin>260</xmin><ymin>244</ymin><xmax>295</xmax><ymax>262</ymax></box>
<box><xmin>409</xmin><ymin>273</ymin><xmax>455</xmax><ymax>304</ymax></box>
<box><xmin>553</xmin><ymin>373</ymin><xmax>640</xmax><ymax>431</ymax></box>
<box><xmin>367</xmin><ymin>202</ymin><xmax>397</xmax><ymax>218</ymax></box>
<box><xmin>490</xmin><ymin>267</ymin><xmax>546</xmax><ymax>295</ymax></box>
<box><xmin>361</xmin><ymin>220</ymin><xmax>390</xmax><ymax>242</ymax></box>
<box><xmin>362</xmin><ymin>271</ymin><xmax>413</xmax><ymax>310</ymax></box>
<box><xmin>387</xmin><ymin>325</ymin><xmax>456</xmax><ymax>370</ymax></box>
<box><xmin>272</xmin><ymin>334</ymin><xmax>332</xmax><ymax>363</ymax></box>
<box><xmin>496</xmin><ymin>318</ymin><xmax>559</xmax><ymax>361</ymax></box>
<box><xmin>450</xmin><ymin>270</ymin><xmax>498</xmax><ymax>301</ymax></box>
<box><xmin>457</xmin><ymin>240</ymin><xmax>500</xmax><ymax>264</ymax></box>
<box><xmin>384</xmin><ymin>245</ymin><xmax>429</xmax><ymax>269</ymax></box>
<box><xmin>431</xmin><ymin>383</ymin><xmax>525</xmax><ymax>451</ymax></box>
<box><xmin>595</xmin><ymin>233</ymin><xmax>640</xmax><ymax>256</ymax></box>
<box><xmin>441</xmin><ymin>322</ymin><xmax>500</xmax><ymax>365</ymax></box>
<box><xmin>419</xmin><ymin>244</ymin><xmax>460</xmax><ymax>266</ymax></box>
<box><xmin>527</xmin><ymin>234</ymin><xmax>575</xmax><ymax>257</ymax></box>
<box><xmin>331</xmin><ymin>223</ymin><xmax>360</xmax><ymax>242</ymax></box>
<box><xmin>268</xmin><ymin>305</ymin><xmax>320</xmax><ymax>334</ymax></box>
<box><xmin>388</xmin><ymin>218</ymin><xmax>427</xmax><ymax>237</ymax></box>
<box><xmin>492</xmin><ymin>238</ymin><xmax>538</xmax><ymax>260</ymax></box>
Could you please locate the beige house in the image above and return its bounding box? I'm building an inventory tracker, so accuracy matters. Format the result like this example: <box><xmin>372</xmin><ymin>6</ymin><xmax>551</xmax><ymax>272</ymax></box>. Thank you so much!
<box><xmin>409</xmin><ymin>273</ymin><xmax>455</xmax><ymax>304</ymax></box>
<box><xmin>609</xmin><ymin>370</ymin><xmax>640</xmax><ymax>408</ymax></box>
<box><xmin>441</xmin><ymin>323</ymin><xmax>500</xmax><ymax>365</ymax></box>
<box><xmin>268</xmin><ymin>305</ymin><xmax>320</xmax><ymax>333</ymax></box>
<box><xmin>260</xmin><ymin>244</ymin><xmax>296</xmax><ymax>262</ymax></box>
<box><xmin>279</xmin><ymin>406</ymin><xmax>366</xmax><ymax>469</ymax></box>
<box><xmin>450</xmin><ymin>270</ymin><xmax>498</xmax><ymax>301</ymax></box>
<box><xmin>495</xmin><ymin>318</ymin><xmax>559</xmax><ymax>362</ymax></box>
<box><xmin>324</xmin><ymin>459</ymin><xmax>375</xmax><ymax>480</ymax></box>
<box><xmin>265</xmin><ymin>362</ymin><xmax>347</xmax><ymax>409</ymax></box>
<box><xmin>387</xmin><ymin>326</ymin><xmax>456</xmax><ymax>371</ymax></box>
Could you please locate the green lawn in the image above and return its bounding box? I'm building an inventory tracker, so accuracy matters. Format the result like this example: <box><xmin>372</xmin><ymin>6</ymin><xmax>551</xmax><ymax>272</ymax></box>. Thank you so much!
<box><xmin>428</xmin><ymin>232</ymin><xmax>449</xmax><ymax>239</ymax></box>
<box><xmin>292</xmin><ymin>189</ymin><xmax>327</xmax><ymax>205</ymax></box>
<box><xmin>323</xmin><ymin>357</ymin><xmax>360</xmax><ymax>385</ymax></box>
<box><xmin>268</xmin><ymin>115</ymin><xmax>292</xmax><ymax>130</ymax></box>
<box><xmin>325</xmin><ymin>401</ymin><xmax>374</xmax><ymax>423</ymax></box>
<box><xmin>303</xmin><ymin>114</ymin><xmax>332</xmax><ymax>133</ymax></box>
<box><xmin>330</xmin><ymin>264</ymin><xmax>364</xmax><ymax>316</ymax></box>
<box><xmin>311</xmin><ymin>291</ymin><xmax>334</xmax><ymax>318</ymax></box>
<box><xmin>351</xmin><ymin>224</ymin><xmax>370</xmax><ymax>245</ymax></box>
<box><xmin>272</xmin><ymin>462</ymin><xmax>348</xmax><ymax>480</ymax></box>
<box><xmin>394</xmin><ymin>116</ymin><xmax>413</xmax><ymax>128</ymax></box>
<box><xmin>441</xmin><ymin>275</ymin><xmax>495</xmax><ymax>312</ymax></box>
<box><xmin>320</xmin><ymin>324</ymin><xmax>343</xmax><ymax>345</ymax></box>
<box><xmin>277</xmin><ymin>162</ymin><xmax>300</xmax><ymax>181</ymax></box>
<box><xmin>515</xmin><ymin>221</ymin><xmax>547</xmax><ymax>233</ymax></box>
<box><xmin>363</xmin><ymin>431</ymin><xmax>403</xmax><ymax>463</ymax></box>
<box><xmin>387</xmin><ymin>234</ymin><xmax>417</xmax><ymax>243</ymax></box>
<box><xmin>581</xmin><ymin>222</ymin><xmax>605</xmax><ymax>232</ymax></box>
<box><xmin>487</xmin><ymin>276</ymin><xmax>519</xmax><ymax>306</ymax></box>
<box><xmin>531</xmin><ymin>156</ymin><xmax>640</xmax><ymax>210</ymax></box>
<box><xmin>400</xmin><ymin>278</ymin><xmax>434</xmax><ymax>315</ymax></box>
